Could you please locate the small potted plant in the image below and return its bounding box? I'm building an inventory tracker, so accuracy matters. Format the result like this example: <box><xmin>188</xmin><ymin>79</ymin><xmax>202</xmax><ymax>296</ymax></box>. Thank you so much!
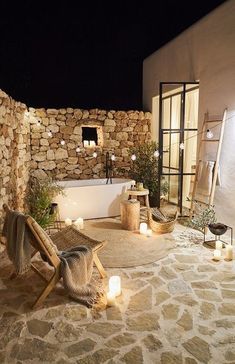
<box><xmin>129</xmin><ymin>141</ymin><xmax>165</xmax><ymax>207</ymax></box>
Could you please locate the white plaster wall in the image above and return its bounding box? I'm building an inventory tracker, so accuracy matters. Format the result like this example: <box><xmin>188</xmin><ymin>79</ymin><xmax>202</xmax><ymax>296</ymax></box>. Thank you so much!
<box><xmin>143</xmin><ymin>0</ymin><xmax>235</xmax><ymax>229</ymax></box>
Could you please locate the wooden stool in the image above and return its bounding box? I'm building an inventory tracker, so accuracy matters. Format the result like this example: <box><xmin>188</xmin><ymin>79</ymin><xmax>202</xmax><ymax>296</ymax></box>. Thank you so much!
<box><xmin>126</xmin><ymin>188</ymin><xmax>150</xmax><ymax>215</ymax></box>
<box><xmin>120</xmin><ymin>199</ymin><xmax>140</xmax><ymax>231</ymax></box>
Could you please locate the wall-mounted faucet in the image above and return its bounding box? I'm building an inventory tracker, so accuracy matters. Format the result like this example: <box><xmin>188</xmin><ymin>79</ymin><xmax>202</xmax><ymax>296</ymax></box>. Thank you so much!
<box><xmin>105</xmin><ymin>152</ymin><xmax>115</xmax><ymax>184</ymax></box>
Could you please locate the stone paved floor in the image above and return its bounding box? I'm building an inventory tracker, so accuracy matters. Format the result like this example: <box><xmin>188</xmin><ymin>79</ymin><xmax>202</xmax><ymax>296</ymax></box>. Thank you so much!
<box><xmin>0</xmin><ymin>224</ymin><xmax>235</xmax><ymax>364</ymax></box>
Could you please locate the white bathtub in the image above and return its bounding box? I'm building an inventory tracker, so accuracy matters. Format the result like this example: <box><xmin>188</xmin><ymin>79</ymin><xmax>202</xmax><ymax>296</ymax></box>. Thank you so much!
<box><xmin>53</xmin><ymin>178</ymin><xmax>132</xmax><ymax>220</ymax></box>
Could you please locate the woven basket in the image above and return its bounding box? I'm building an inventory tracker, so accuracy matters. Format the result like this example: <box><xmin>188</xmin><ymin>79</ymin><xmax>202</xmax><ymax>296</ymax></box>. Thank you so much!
<box><xmin>148</xmin><ymin>210</ymin><xmax>178</xmax><ymax>234</ymax></box>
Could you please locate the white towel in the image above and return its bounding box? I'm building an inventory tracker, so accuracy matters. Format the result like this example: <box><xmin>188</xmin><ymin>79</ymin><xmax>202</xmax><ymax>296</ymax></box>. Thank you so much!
<box><xmin>196</xmin><ymin>160</ymin><xmax>215</xmax><ymax>197</ymax></box>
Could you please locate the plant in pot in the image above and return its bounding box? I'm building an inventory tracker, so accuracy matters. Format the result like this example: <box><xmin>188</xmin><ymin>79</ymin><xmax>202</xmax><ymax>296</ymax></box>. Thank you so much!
<box><xmin>26</xmin><ymin>176</ymin><xmax>64</xmax><ymax>229</ymax></box>
<box><xmin>129</xmin><ymin>141</ymin><xmax>166</xmax><ymax>207</ymax></box>
<box><xmin>188</xmin><ymin>199</ymin><xmax>217</xmax><ymax>233</ymax></box>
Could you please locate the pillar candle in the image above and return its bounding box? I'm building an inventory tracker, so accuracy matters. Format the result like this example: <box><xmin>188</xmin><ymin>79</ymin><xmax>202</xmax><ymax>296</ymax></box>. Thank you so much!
<box><xmin>90</xmin><ymin>140</ymin><xmax>96</xmax><ymax>147</ymax></box>
<box><xmin>213</xmin><ymin>249</ymin><xmax>221</xmax><ymax>261</ymax></box>
<box><xmin>83</xmin><ymin>140</ymin><xmax>89</xmax><ymax>147</ymax></box>
<box><xmin>146</xmin><ymin>229</ymin><xmax>152</xmax><ymax>237</ymax></box>
<box><xmin>106</xmin><ymin>291</ymin><xmax>116</xmax><ymax>306</ymax></box>
<box><xmin>74</xmin><ymin>217</ymin><xmax>84</xmax><ymax>229</ymax></box>
<box><xmin>65</xmin><ymin>218</ymin><xmax>72</xmax><ymax>226</ymax></box>
<box><xmin>225</xmin><ymin>245</ymin><xmax>233</xmax><ymax>261</ymax></box>
<box><xmin>140</xmin><ymin>222</ymin><xmax>147</xmax><ymax>235</ymax></box>
<box><xmin>109</xmin><ymin>276</ymin><xmax>121</xmax><ymax>297</ymax></box>
<box><xmin>215</xmin><ymin>240</ymin><xmax>223</xmax><ymax>250</ymax></box>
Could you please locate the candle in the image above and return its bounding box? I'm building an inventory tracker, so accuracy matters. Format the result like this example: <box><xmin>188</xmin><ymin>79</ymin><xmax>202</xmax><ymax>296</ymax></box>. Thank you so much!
<box><xmin>106</xmin><ymin>291</ymin><xmax>116</xmax><ymax>306</ymax></box>
<box><xmin>146</xmin><ymin>229</ymin><xmax>152</xmax><ymax>237</ymax></box>
<box><xmin>137</xmin><ymin>182</ymin><xmax>144</xmax><ymax>191</ymax></box>
<box><xmin>213</xmin><ymin>249</ymin><xmax>221</xmax><ymax>261</ymax></box>
<box><xmin>109</xmin><ymin>276</ymin><xmax>121</xmax><ymax>297</ymax></box>
<box><xmin>74</xmin><ymin>217</ymin><xmax>84</xmax><ymax>230</ymax></box>
<box><xmin>225</xmin><ymin>245</ymin><xmax>233</xmax><ymax>261</ymax></box>
<box><xmin>65</xmin><ymin>218</ymin><xmax>72</xmax><ymax>226</ymax></box>
<box><xmin>140</xmin><ymin>222</ymin><xmax>148</xmax><ymax>235</ymax></box>
<box><xmin>90</xmin><ymin>140</ymin><xmax>96</xmax><ymax>147</ymax></box>
<box><xmin>83</xmin><ymin>140</ymin><xmax>89</xmax><ymax>147</ymax></box>
<box><xmin>215</xmin><ymin>240</ymin><xmax>223</xmax><ymax>250</ymax></box>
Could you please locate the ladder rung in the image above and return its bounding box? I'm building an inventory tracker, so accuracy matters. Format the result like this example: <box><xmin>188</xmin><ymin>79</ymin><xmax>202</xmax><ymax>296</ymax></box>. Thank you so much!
<box><xmin>202</xmin><ymin>139</ymin><xmax>220</xmax><ymax>142</ymax></box>
<box><xmin>206</xmin><ymin>120</ymin><xmax>222</xmax><ymax>123</ymax></box>
<box><xmin>194</xmin><ymin>200</ymin><xmax>209</xmax><ymax>205</ymax></box>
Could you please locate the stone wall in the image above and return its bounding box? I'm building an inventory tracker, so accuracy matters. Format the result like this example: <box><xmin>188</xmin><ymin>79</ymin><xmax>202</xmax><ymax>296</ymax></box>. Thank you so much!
<box><xmin>0</xmin><ymin>90</ymin><xmax>30</xmax><ymax>226</ymax></box>
<box><xmin>29</xmin><ymin>108</ymin><xmax>151</xmax><ymax>180</ymax></box>
<box><xmin>0</xmin><ymin>89</ymin><xmax>152</xmax><ymax>232</ymax></box>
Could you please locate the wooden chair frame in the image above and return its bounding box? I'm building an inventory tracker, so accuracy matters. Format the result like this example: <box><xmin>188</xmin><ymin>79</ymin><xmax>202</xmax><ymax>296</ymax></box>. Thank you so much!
<box><xmin>3</xmin><ymin>204</ymin><xmax>107</xmax><ymax>308</ymax></box>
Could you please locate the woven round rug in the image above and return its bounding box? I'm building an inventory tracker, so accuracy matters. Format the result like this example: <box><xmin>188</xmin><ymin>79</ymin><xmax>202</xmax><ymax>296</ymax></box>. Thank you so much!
<box><xmin>82</xmin><ymin>218</ymin><xmax>176</xmax><ymax>268</ymax></box>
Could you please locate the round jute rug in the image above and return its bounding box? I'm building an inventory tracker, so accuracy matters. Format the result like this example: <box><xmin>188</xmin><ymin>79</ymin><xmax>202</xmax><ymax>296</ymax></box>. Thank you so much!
<box><xmin>83</xmin><ymin>218</ymin><xmax>176</xmax><ymax>268</ymax></box>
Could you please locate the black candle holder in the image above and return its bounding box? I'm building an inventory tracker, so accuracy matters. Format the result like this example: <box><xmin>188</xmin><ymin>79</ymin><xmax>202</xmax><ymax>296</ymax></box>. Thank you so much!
<box><xmin>203</xmin><ymin>223</ymin><xmax>233</xmax><ymax>249</ymax></box>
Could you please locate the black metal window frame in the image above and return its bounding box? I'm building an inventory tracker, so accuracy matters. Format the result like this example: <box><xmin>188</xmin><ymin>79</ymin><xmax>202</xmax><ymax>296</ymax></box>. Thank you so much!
<box><xmin>158</xmin><ymin>82</ymin><xmax>199</xmax><ymax>215</ymax></box>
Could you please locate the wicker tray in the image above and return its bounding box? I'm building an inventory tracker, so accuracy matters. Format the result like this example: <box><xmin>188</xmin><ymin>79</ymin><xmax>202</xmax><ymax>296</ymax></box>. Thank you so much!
<box><xmin>148</xmin><ymin>210</ymin><xmax>178</xmax><ymax>234</ymax></box>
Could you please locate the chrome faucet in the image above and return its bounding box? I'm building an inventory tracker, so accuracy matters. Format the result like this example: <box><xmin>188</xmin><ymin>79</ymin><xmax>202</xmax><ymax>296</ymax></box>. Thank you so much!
<box><xmin>105</xmin><ymin>152</ymin><xmax>113</xmax><ymax>184</ymax></box>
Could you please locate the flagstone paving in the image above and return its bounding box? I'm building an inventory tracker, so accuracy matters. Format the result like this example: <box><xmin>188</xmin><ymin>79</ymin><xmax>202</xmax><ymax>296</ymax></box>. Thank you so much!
<box><xmin>0</xmin><ymin>226</ymin><xmax>235</xmax><ymax>364</ymax></box>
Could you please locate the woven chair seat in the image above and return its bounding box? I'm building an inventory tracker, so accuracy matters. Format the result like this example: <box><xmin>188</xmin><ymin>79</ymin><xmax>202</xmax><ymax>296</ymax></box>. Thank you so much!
<box><xmin>51</xmin><ymin>225</ymin><xmax>105</xmax><ymax>253</ymax></box>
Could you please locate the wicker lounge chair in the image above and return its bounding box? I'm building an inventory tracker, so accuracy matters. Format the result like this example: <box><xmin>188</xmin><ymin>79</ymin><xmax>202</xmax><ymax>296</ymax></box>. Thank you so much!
<box><xmin>2</xmin><ymin>204</ymin><xmax>107</xmax><ymax>308</ymax></box>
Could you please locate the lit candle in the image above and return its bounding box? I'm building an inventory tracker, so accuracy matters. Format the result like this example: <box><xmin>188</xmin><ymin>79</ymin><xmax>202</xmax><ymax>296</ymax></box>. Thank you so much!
<box><xmin>83</xmin><ymin>140</ymin><xmax>89</xmax><ymax>147</ymax></box>
<box><xmin>90</xmin><ymin>140</ymin><xmax>96</xmax><ymax>147</ymax></box>
<box><xmin>146</xmin><ymin>229</ymin><xmax>152</xmax><ymax>237</ymax></box>
<box><xmin>213</xmin><ymin>249</ymin><xmax>221</xmax><ymax>261</ymax></box>
<box><xmin>137</xmin><ymin>182</ymin><xmax>144</xmax><ymax>191</ymax></box>
<box><xmin>74</xmin><ymin>217</ymin><xmax>84</xmax><ymax>230</ymax></box>
<box><xmin>140</xmin><ymin>222</ymin><xmax>148</xmax><ymax>235</ymax></box>
<box><xmin>65</xmin><ymin>218</ymin><xmax>72</xmax><ymax>226</ymax></box>
<box><xmin>109</xmin><ymin>276</ymin><xmax>121</xmax><ymax>297</ymax></box>
<box><xmin>225</xmin><ymin>245</ymin><xmax>233</xmax><ymax>261</ymax></box>
<box><xmin>215</xmin><ymin>240</ymin><xmax>223</xmax><ymax>250</ymax></box>
<box><xmin>106</xmin><ymin>291</ymin><xmax>116</xmax><ymax>306</ymax></box>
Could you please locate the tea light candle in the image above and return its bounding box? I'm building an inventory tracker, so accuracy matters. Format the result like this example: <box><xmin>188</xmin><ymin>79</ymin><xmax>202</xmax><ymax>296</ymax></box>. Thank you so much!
<box><xmin>65</xmin><ymin>218</ymin><xmax>72</xmax><ymax>226</ymax></box>
<box><xmin>213</xmin><ymin>249</ymin><xmax>221</xmax><ymax>261</ymax></box>
<box><xmin>225</xmin><ymin>245</ymin><xmax>233</xmax><ymax>261</ymax></box>
<box><xmin>109</xmin><ymin>276</ymin><xmax>121</xmax><ymax>297</ymax></box>
<box><xmin>83</xmin><ymin>140</ymin><xmax>89</xmax><ymax>147</ymax></box>
<box><xmin>215</xmin><ymin>240</ymin><xmax>223</xmax><ymax>250</ymax></box>
<box><xmin>140</xmin><ymin>222</ymin><xmax>148</xmax><ymax>235</ymax></box>
<box><xmin>106</xmin><ymin>291</ymin><xmax>116</xmax><ymax>306</ymax></box>
<box><xmin>146</xmin><ymin>229</ymin><xmax>152</xmax><ymax>237</ymax></box>
<box><xmin>74</xmin><ymin>217</ymin><xmax>84</xmax><ymax>230</ymax></box>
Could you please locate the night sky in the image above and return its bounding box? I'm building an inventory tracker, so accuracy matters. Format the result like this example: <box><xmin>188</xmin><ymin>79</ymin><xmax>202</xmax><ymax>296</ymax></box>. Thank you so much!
<box><xmin>0</xmin><ymin>0</ymin><xmax>226</xmax><ymax>110</ymax></box>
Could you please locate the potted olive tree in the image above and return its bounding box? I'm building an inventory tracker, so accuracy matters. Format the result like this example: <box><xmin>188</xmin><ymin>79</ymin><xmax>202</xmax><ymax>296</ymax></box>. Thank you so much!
<box><xmin>129</xmin><ymin>141</ymin><xmax>165</xmax><ymax>207</ymax></box>
<box><xmin>26</xmin><ymin>176</ymin><xmax>64</xmax><ymax>229</ymax></box>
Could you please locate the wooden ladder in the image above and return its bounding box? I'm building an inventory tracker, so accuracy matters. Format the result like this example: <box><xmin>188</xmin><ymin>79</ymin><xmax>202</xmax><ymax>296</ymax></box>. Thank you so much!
<box><xmin>190</xmin><ymin>108</ymin><xmax>227</xmax><ymax>216</ymax></box>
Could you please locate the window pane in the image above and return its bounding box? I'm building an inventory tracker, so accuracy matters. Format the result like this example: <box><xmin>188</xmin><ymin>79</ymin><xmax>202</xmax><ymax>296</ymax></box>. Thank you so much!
<box><xmin>168</xmin><ymin>175</ymin><xmax>179</xmax><ymax>205</ymax></box>
<box><xmin>171</xmin><ymin>95</ymin><xmax>181</xmax><ymax>129</ymax></box>
<box><xmin>184</xmin><ymin>88</ymin><xmax>199</xmax><ymax>129</ymax></box>
<box><xmin>183</xmin><ymin>130</ymin><xmax>198</xmax><ymax>173</ymax></box>
<box><xmin>162</xmin><ymin>98</ymin><xmax>170</xmax><ymax>129</ymax></box>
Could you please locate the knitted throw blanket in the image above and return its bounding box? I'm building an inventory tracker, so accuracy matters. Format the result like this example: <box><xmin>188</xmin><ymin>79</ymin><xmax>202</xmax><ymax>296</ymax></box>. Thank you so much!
<box><xmin>2</xmin><ymin>210</ymin><xmax>33</xmax><ymax>275</ymax></box>
<box><xmin>59</xmin><ymin>246</ymin><xmax>103</xmax><ymax>308</ymax></box>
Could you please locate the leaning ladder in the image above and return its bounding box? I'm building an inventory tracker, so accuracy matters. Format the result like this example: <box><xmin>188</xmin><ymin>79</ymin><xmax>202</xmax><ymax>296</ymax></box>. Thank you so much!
<box><xmin>190</xmin><ymin>108</ymin><xmax>227</xmax><ymax>216</ymax></box>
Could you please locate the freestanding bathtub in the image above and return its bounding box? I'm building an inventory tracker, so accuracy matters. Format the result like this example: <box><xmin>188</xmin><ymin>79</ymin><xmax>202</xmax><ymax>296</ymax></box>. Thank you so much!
<box><xmin>53</xmin><ymin>178</ymin><xmax>132</xmax><ymax>220</ymax></box>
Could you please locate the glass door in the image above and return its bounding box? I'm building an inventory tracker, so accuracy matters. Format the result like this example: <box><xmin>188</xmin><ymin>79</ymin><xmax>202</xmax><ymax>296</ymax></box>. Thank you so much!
<box><xmin>158</xmin><ymin>82</ymin><xmax>199</xmax><ymax>215</ymax></box>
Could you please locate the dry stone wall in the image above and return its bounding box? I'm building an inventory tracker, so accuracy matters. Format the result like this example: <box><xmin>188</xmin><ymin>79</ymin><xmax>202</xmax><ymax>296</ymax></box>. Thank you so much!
<box><xmin>0</xmin><ymin>90</ymin><xmax>30</xmax><ymax>226</ymax></box>
<box><xmin>29</xmin><ymin>108</ymin><xmax>151</xmax><ymax>180</ymax></box>
<box><xmin>0</xmin><ymin>88</ymin><xmax>152</xmax><ymax>231</ymax></box>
